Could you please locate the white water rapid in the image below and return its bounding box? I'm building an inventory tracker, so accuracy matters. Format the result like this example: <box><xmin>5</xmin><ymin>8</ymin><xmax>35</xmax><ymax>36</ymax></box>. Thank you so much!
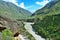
<box><xmin>24</xmin><ymin>22</ymin><xmax>45</xmax><ymax>40</ymax></box>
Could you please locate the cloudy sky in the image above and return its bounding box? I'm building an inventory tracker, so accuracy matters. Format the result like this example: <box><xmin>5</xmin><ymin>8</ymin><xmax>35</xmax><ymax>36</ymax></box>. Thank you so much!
<box><xmin>3</xmin><ymin>0</ymin><xmax>52</xmax><ymax>13</ymax></box>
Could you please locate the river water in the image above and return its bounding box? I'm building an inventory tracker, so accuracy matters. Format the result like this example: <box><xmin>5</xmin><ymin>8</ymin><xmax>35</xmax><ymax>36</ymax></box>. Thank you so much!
<box><xmin>24</xmin><ymin>22</ymin><xmax>45</xmax><ymax>40</ymax></box>
<box><xmin>19</xmin><ymin>34</ymin><xmax>25</xmax><ymax>40</ymax></box>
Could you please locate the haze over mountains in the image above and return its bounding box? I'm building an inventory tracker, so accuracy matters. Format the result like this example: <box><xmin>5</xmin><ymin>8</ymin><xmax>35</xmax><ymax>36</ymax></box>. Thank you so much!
<box><xmin>32</xmin><ymin>0</ymin><xmax>60</xmax><ymax>16</ymax></box>
<box><xmin>0</xmin><ymin>0</ymin><xmax>32</xmax><ymax>20</ymax></box>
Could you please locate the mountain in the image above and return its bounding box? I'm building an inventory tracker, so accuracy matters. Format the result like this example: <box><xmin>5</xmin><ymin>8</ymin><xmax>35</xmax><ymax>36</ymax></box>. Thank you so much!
<box><xmin>0</xmin><ymin>15</ymin><xmax>35</xmax><ymax>40</ymax></box>
<box><xmin>0</xmin><ymin>0</ymin><xmax>32</xmax><ymax>20</ymax></box>
<box><xmin>32</xmin><ymin>0</ymin><xmax>60</xmax><ymax>18</ymax></box>
<box><xmin>0</xmin><ymin>0</ymin><xmax>35</xmax><ymax>40</ymax></box>
<box><xmin>32</xmin><ymin>0</ymin><xmax>60</xmax><ymax>40</ymax></box>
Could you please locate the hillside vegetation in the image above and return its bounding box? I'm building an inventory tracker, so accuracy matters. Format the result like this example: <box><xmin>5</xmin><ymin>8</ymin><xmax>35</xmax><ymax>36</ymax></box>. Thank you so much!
<box><xmin>0</xmin><ymin>0</ymin><xmax>31</xmax><ymax>20</ymax></box>
<box><xmin>0</xmin><ymin>0</ymin><xmax>35</xmax><ymax>40</ymax></box>
<box><xmin>32</xmin><ymin>0</ymin><xmax>60</xmax><ymax>19</ymax></box>
<box><xmin>32</xmin><ymin>0</ymin><xmax>60</xmax><ymax>40</ymax></box>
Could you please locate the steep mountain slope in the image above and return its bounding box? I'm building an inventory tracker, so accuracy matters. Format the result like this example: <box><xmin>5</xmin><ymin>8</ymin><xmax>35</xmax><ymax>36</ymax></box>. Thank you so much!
<box><xmin>0</xmin><ymin>0</ymin><xmax>35</xmax><ymax>40</ymax></box>
<box><xmin>32</xmin><ymin>0</ymin><xmax>60</xmax><ymax>40</ymax></box>
<box><xmin>0</xmin><ymin>15</ymin><xmax>35</xmax><ymax>40</ymax></box>
<box><xmin>32</xmin><ymin>0</ymin><xmax>60</xmax><ymax>18</ymax></box>
<box><xmin>0</xmin><ymin>0</ymin><xmax>31</xmax><ymax>20</ymax></box>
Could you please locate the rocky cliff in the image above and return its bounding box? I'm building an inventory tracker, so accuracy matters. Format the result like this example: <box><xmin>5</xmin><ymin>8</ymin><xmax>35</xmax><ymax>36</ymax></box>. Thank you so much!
<box><xmin>0</xmin><ymin>15</ymin><xmax>23</xmax><ymax>40</ymax></box>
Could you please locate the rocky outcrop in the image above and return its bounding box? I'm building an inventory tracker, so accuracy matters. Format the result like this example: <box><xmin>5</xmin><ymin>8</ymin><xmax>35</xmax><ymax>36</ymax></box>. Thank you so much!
<box><xmin>0</xmin><ymin>15</ymin><xmax>21</xmax><ymax>36</ymax></box>
<box><xmin>14</xmin><ymin>35</ymin><xmax>21</xmax><ymax>40</ymax></box>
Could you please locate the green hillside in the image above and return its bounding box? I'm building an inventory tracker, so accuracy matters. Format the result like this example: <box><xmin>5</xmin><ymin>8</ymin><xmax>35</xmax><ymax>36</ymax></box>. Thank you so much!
<box><xmin>32</xmin><ymin>0</ymin><xmax>60</xmax><ymax>40</ymax></box>
<box><xmin>0</xmin><ymin>0</ymin><xmax>35</xmax><ymax>40</ymax></box>
<box><xmin>32</xmin><ymin>0</ymin><xmax>60</xmax><ymax>19</ymax></box>
<box><xmin>0</xmin><ymin>0</ymin><xmax>31</xmax><ymax>20</ymax></box>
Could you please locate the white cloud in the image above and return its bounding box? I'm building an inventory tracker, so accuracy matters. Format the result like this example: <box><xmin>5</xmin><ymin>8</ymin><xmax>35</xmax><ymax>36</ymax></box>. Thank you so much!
<box><xmin>3</xmin><ymin>0</ymin><xmax>17</xmax><ymax>4</ymax></box>
<box><xmin>3</xmin><ymin>0</ymin><xmax>25</xmax><ymax>9</ymax></box>
<box><xmin>19</xmin><ymin>2</ymin><xmax>25</xmax><ymax>9</ymax></box>
<box><xmin>36</xmin><ymin>0</ymin><xmax>49</xmax><ymax>6</ymax></box>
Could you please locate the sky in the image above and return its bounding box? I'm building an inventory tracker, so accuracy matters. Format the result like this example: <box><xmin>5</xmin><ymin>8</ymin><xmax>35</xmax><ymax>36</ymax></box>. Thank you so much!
<box><xmin>3</xmin><ymin>0</ymin><xmax>52</xmax><ymax>13</ymax></box>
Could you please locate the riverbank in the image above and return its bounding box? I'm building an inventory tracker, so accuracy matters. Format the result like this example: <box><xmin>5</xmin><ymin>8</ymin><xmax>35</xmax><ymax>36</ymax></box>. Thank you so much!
<box><xmin>24</xmin><ymin>22</ymin><xmax>45</xmax><ymax>40</ymax></box>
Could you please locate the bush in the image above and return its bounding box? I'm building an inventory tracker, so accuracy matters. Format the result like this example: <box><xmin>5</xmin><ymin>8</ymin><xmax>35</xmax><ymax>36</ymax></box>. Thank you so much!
<box><xmin>1</xmin><ymin>29</ymin><xmax>14</xmax><ymax>40</ymax></box>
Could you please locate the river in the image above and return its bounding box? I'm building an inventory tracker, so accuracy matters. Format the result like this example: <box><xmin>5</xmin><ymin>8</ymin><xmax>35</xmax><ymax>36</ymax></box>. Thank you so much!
<box><xmin>24</xmin><ymin>22</ymin><xmax>45</xmax><ymax>40</ymax></box>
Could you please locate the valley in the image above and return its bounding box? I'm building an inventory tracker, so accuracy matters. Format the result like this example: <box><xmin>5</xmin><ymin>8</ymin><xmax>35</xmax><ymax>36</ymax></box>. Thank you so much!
<box><xmin>0</xmin><ymin>0</ymin><xmax>60</xmax><ymax>40</ymax></box>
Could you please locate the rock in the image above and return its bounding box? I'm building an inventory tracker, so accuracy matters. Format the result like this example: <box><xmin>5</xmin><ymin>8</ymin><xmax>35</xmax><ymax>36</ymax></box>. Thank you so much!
<box><xmin>14</xmin><ymin>35</ymin><xmax>21</xmax><ymax>40</ymax></box>
<box><xmin>0</xmin><ymin>27</ymin><xmax>6</xmax><ymax>32</ymax></box>
<box><xmin>0</xmin><ymin>15</ymin><xmax>21</xmax><ymax>36</ymax></box>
